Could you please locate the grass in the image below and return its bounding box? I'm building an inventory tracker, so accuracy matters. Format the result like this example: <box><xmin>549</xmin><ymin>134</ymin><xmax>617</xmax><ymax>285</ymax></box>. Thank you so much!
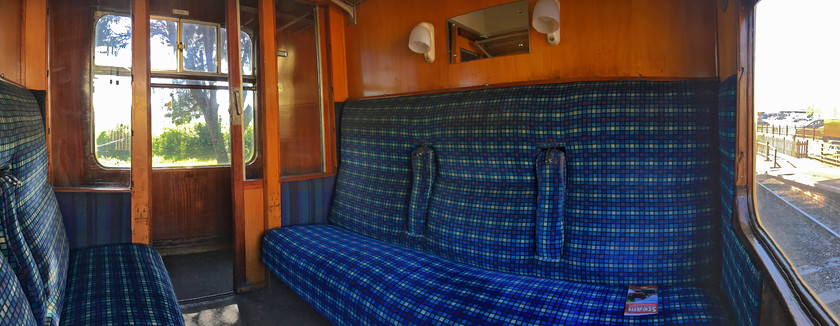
<box><xmin>96</xmin><ymin>156</ymin><xmax>224</xmax><ymax>168</ymax></box>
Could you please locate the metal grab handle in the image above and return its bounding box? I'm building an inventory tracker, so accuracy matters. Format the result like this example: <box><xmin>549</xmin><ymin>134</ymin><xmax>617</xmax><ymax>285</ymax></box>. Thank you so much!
<box><xmin>233</xmin><ymin>89</ymin><xmax>242</xmax><ymax>116</ymax></box>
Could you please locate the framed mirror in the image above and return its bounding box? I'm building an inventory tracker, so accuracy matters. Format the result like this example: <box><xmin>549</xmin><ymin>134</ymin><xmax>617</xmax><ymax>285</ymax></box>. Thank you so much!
<box><xmin>447</xmin><ymin>0</ymin><xmax>530</xmax><ymax>64</ymax></box>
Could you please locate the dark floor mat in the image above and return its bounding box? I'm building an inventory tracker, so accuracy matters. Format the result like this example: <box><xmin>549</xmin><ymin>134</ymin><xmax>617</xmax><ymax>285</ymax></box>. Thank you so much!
<box><xmin>180</xmin><ymin>276</ymin><xmax>332</xmax><ymax>326</ymax></box>
<box><xmin>162</xmin><ymin>248</ymin><xmax>234</xmax><ymax>300</ymax></box>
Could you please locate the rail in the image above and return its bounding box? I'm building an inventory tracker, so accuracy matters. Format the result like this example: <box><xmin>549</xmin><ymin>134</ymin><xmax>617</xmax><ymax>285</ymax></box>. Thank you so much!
<box><xmin>758</xmin><ymin>182</ymin><xmax>840</xmax><ymax>240</ymax></box>
<box><xmin>756</xmin><ymin>123</ymin><xmax>822</xmax><ymax>140</ymax></box>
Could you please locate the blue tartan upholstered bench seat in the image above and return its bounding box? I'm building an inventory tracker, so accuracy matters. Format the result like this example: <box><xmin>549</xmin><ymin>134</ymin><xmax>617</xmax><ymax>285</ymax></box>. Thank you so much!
<box><xmin>263</xmin><ymin>80</ymin><xmax>740</xmax><ymax>325</ymax></box>
<box><xmin>264</xmin><ymin>225</ymin><xmax>730</xmax><ymax>325</ymax></box>
<box><xmin>60</xmin><ymin>244</ymin><xmax>183</xmax><ymax>325</ymax></box>
<box><xmin>0</xmin><ymin>80</ymin><xmax>184</xmax><ymax>326</ymax></box>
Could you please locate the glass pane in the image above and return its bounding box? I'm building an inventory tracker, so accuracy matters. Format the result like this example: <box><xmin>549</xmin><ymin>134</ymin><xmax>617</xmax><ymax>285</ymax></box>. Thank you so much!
<box><xmin>182</xmin><ymin>22</ymin><xmax>218</xmax><ymax>73</ymax></box>
<box><xmin>243</xmin><ymin>90</ymin><xmax>256</xmax><ymax>162</ymax></box>
<box><xmin>151</xmin><ymin>87</ymin><xmax>230</xmax><ymax>167</ymax></box>
<box><xmin>150</xmin><ymin>19</ymin><xmax>178</xmax><ymax>71</ymax></box>
<box><xmin>221</xmin><ymin>29</ymin><xmax>254</xmax><ymax>75</ymax></box>
<box><xmin>276</xmin><ymin>1</ymin><xmax>326</xmax><ymax>176</ymax></box>
<box><xmin>755</xmin><ymin>0</ymin><xmax>840</xmax><ymax>315</ymax></box>
<box><xmin>93</xmin><ymin>74</ymin><xmax>133</xmax><ymax>167</ymax></box>
<box><xmin>220</xmin><ymin>27</ymin><xmax>227</xmax><ymax>74</ymax></box>
<box><xmin>151</xmin><ymin>78</ymin><xmax>229</xmax><ymax>87</ymax></box>
<box><xmin>94</xmin><ymin>15</ymin><xmax>132</xmax><ymax>69</ymax></box>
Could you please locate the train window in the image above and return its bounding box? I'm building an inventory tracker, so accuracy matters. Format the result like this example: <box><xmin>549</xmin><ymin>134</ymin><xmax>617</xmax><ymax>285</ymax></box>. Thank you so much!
<box><xmin>181</xmin><ymin>21</ymin><xmax>219</xmax><ymax>73</ymax></box>
<box><xmin>754</xmin><ymin>0</ymin><xmax>840</xmax><ymax>316</ymax></box>
<box><xmin>150</xmin><ymin>18</ymin><xmax>178</xmax><ymax>71</ymax></box>
<box><xmin>92</xmin><ymin>14</ymin><xmax>256</xmax><ymax>168</ymax></box>
<box><xmin>93</xmin><ymin>14</ymin><xmax>133</xmax><ymax>168</ymax></box>
<box><xmin>220</xmin><ymin>28</ymin><xmax>254</xmax><ymax>76</ymax></box>
<box><xmin>94</xmin><ymin>15</ymin><xmax>132</xmax><ymax>69</ymax></box>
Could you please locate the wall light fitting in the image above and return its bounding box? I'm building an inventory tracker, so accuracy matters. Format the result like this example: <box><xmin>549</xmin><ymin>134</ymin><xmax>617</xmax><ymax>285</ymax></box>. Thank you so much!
<box><xmin>532</xmin><ymin>0</ymin><xmax>560</xmax><ymax>46</ymax></box>
<box><xmin>409</xmin><ymin>22</ymin><xmax>435</xmax><ymax>63</ymax></box>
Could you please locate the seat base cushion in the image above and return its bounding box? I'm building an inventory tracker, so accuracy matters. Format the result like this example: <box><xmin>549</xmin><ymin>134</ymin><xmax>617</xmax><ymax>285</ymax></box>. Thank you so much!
<box><xmin>60</xmin><ymin>244</ymin><xmax>184</xmax><ymax>326</ymax></box>
<box><xmin>263</xmin><ymin>225</ymin><xmax>731</xmax><ymax>325</ymax></box>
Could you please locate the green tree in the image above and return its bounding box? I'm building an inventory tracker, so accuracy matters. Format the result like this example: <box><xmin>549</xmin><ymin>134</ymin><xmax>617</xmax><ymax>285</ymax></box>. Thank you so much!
<box><xmin>152</xmin><ymin>123</ymin><xmax>220</xmax><ymax>162</ymax></box>
<box><xmin>95</xmin><ymin>15</ymin><xmax>131</xmax><ymax>60</ymax></box>
<box><xmin>150</xmin><ymin>21</ymin><xmax>253</xmax><ymax>164</ymax></box>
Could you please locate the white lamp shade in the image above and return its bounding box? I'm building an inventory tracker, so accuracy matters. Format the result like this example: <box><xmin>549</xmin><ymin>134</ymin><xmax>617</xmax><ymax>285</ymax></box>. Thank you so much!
<box><xmin>532</xmin><ymin>0</ymin><xmax>560</xmax><ymax>34</ymax></box>
<box><xmin>408</xmin><ymin>22</ymin><xmax>435</xmax><ymax>63</ymax></box>
<box><xmin>409</xmin><ymin>24</ymin><xmax>431</xmax><ymax>54</ymax></box>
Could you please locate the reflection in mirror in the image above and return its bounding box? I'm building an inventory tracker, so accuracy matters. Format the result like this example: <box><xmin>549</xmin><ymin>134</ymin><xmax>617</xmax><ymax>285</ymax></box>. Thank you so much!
<box><xmin>448</xmin><ymin>0</ymin><xmax>530</xmax><ymax>64</ymax></box>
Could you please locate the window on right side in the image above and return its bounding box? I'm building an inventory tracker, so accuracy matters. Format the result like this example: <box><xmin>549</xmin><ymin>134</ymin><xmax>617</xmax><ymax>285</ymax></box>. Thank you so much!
<box><xmin>754</xmin><ymin>0</ymin><xmax>840</xmax><ymax>316</ymax></box>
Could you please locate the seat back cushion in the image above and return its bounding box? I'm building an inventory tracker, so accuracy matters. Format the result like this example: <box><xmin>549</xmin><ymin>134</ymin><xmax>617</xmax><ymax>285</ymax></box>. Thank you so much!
<box><xmin>334</xmin><ymin>80</ymin><xmax>720</xmax><ymax>286</ymax></box>
<box><xmin>328</xmin><ymin>97</ymin><xmax>432</xmax><ymax>249</ymax></box>
<box><xmin>718</xmin><ymin>75</ymin><xmax>762</xmax><ymax>326</ymax></box>
<box><xmin>0</xmin><ymin>81</ymin><xmax>69</xmax><ymax>325</ymax></box>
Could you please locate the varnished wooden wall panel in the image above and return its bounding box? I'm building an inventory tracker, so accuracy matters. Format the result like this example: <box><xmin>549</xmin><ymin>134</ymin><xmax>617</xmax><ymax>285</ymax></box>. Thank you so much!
<box><xmin>49</xmin><ymin>0</ymin><xmax>99</xmax><ymax>187</ymax></box>
<box><xmin>150</xmin><ymin>0</ymin><xmax>225</xmax><ymax>24</ymax></box>
<box><xmin>50</xmin><ymin>0</ymin><xmax>134</xmax><ymax>188</ymax></box>
<box><xmin>327</xmin><ymin>5</ymin><xmax>347</xmax><ymax>102</ymax></box>
<box><xmin>345</xmin><ymin>0</ymin><xmax>717</xmax><ymax>98</ymax></box>
<box><xmin>258</xmin><ymin>0</ymin><xmax>281</xmax><ymax>229</ymax></box>
<box><xmin>151</xmin><ymin>168</ymin><xmax>232</xmax><ymax>241</ymax></box>
<box><xmin>132</xmin><ymin>0</ymin><xmax>153</xmax><ymax>244</ymax></box>
<box><xmin>243</xmin><ymin>182</ymin><xmax>265</xmax><ymax>287</ymax></box>
<box><xmin>225</xmin><ymin>0</ymin><xmax>248</xmax><ymax>291</ymax></box>
<box><xmin>717</xmin><ymin>0</ymin><xmax>738</xmax><ymax>79</ymax></box>
<box><xmin>0</xmin><ymin>0</ymin><xmax>23</xmax><ymax>85</ymax></box>
<box><xmin>23</xmin><ymin>0</ymin><xmax>47</xmax><ymax>90</ymax></box>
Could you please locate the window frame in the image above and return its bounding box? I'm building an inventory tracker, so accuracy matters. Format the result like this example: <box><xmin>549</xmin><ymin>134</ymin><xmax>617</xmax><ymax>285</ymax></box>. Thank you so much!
<box><xmin>174</xmin><ymin>18</ymin><xmax>222</xmax><ymax>76</ymax></box>
<box><xmin>276</xmin><ymin>3</ymin><xmax>336</xmax><ymax>179</ymax></box>
<box><xmin>90</xmin><ymin>11</ymin><xmax>134</xmax><ymax>172</ymax></box>
<box><xmin>738</xmin><ymin>0</ymin><xmax>839</xmax><ymax>324</ymax></box>
<box><xmin>148</xmin><ymin>16</ymin><xmax>180</xmax><ymax>73</ymax></box>
<box><xmin>90</xmin><ymin>12</ymin><xmax>260</xmax><ymax>170</ymax></box>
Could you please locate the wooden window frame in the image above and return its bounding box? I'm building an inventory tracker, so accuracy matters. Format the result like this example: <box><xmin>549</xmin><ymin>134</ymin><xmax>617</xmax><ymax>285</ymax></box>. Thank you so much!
<box><xmin>733</xmin><ymin>0</ymin><xmax>838</xmax><ymax>324</ymax></box>
<box><xmin>277</xmin><ymin>2</ymin><xmax>337</xmax><ymax>180</ymax></box>
<box><xmin>91</xmin><ymin>12</ymin><xmax>262</xmax><ymax>171</ymax></box>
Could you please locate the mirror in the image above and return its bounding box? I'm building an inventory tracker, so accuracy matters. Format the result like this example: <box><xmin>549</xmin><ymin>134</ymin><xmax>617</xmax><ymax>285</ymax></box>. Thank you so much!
<box><xmin>447</xmin><ymin>0</ymin><xmax>530</xmax><ymax>64</ymax></box>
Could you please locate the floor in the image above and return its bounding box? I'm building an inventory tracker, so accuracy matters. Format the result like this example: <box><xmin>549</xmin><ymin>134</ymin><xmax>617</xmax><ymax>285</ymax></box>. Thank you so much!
<box><xmin>162</xmin><ymin>249</ymin><xmax>235</xmax><ymax>300</ymax></box>
<box><xmin>163</xmin><ymin>248</ymin><xmax>331</xmax><ymax>325</ymax></box>
<box><xmin>180</xmin><ymin>277</ymin><xmax>331</xmax><ymax>326</ymax></box>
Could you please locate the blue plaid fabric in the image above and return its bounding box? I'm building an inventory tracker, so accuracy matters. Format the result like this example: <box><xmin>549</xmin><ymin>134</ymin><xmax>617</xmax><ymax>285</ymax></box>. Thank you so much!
<box><xmin>264</xmin><ymin>225</ymin><xmax>730</xmax><ymax>325</ymax></box>
<box><xmin>535</xmin><ymin>146</ymin><xmax>566</xmax><ymax>261</ymax></box>
<box><xmin>0</xmin><ymin>81</ymin><xmax>69</xmax><ymax>326</ymax></box>
<box><xmin>330</xmin><ymin>80</ymin><xmax>720</xmax><ymax>286</ymax></box>
<box><xmin>718</xmin><ymin>75</ymin><xmax>762</xmax><ymax>326</ymax></box>
<box><xmin>60</xmin><ymin>244</ymin><xmax>184</xmax><ymax>326</ymax></box>
<box><xmin>329</xmin><ymin>96</ymin><xmax>432</xmax><ymax>248</ymax></box>
<box><xmin>0</xmin><ymin>250</ymin><xmax>36</xmax><ymax>325</ymax></box>
<box><xmin>0</xmin><ymin>81</ymin><xmax>183</xmax><ymax>326</ymax></box>
<box><xmin>408</xmin><ymin>145</ymin><xmax>436</xmax><ymax>236</ymax></box>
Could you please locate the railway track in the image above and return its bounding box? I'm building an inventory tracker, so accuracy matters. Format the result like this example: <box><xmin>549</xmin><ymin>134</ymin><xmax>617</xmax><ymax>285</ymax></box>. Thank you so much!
<box><xmin>756</xmin><ymin>176</ymin><xmax>840</xmax><ymax>313</ymax></box>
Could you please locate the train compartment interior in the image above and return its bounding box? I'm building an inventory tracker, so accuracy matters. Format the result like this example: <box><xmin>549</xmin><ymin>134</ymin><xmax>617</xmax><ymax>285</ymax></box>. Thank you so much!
<box><xmin>0</xmin><ymin>0</ymin><xmax>837</xmax><ymax>325</ymax></box>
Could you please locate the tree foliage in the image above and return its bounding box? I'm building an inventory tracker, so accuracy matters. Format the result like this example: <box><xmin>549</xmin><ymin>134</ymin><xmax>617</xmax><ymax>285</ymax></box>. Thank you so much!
<box><xmin>95</xmin><ymin>15</ymin><xmax>131</xmax><ymax>58</ymax></box>
<box><xmin>152</xmin><ymin>123</ymin><xmax>223</xmax><ymax>161</ymax></box>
